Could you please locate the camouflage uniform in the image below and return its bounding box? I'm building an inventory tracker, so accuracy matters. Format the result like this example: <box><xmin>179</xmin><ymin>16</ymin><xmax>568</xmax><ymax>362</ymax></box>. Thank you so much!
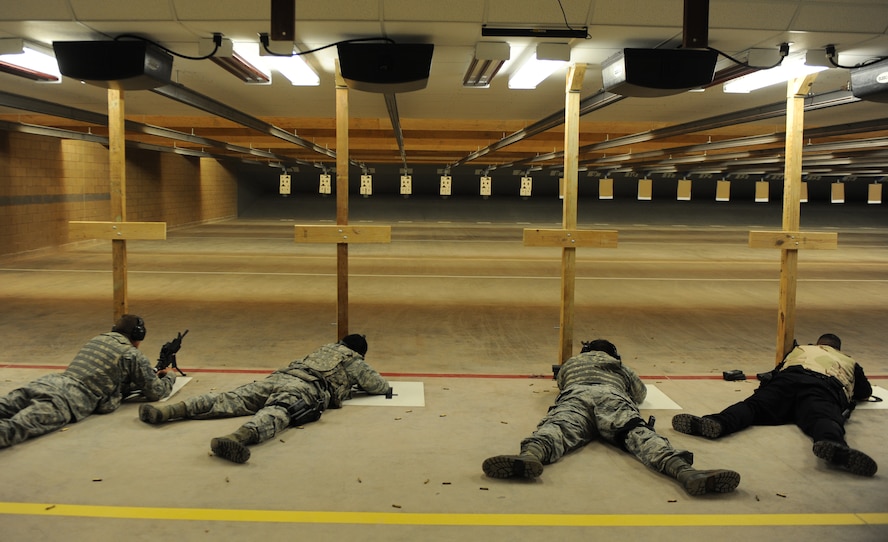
<box><xmin>521</xmin><ymin>350</ymin><xmax>692</xmax><ymax>473</ymax></box>
<box><xmin>174</xmin><ymin>342</ymin><xmax>389</xmax><ymax>443</ymax></box>
<box><xmin>0</xmin><ymin>332</ymin><xmax>175</xmax><ymax>448</ymax></box>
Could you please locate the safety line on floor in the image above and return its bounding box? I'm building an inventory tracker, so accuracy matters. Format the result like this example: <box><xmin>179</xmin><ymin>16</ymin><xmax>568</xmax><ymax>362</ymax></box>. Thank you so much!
<box><xmin>0</xmin><ymin>503</ymin><xmax>886</xmax><ymax>527</ymax></box>
<box><xmin>1</xmin><ymin>365</ymin><xmax>887</xmax><ymax>380</ymax></box>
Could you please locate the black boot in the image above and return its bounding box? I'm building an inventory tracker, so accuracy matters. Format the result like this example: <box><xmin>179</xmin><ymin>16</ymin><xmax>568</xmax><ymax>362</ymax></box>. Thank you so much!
<box><xmin>210</xmin><ymin>427</ymin><xmax>258</xmax><ymax>464</ymax></box>
<box><xmin>813</xmin><ymin>441</ymin><xmax>877</xmax><ymax>477</ymax></box>
<box><xmin>671</xmin><ymin>414</ymin><xmax>723</xmax><ymax>439</ymax></box>
<box><xmin>665</xmin><ymin>457</ymin><xmax>740</xmax><ymax>496</ymax></box>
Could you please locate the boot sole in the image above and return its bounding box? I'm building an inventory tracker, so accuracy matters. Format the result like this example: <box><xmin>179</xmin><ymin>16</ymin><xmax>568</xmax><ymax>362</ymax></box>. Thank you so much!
<box><xmin>813</xmin><ymin>441</ymin><xmax>877</xmax><ymax>477</ymax></box>
<box><xmin>138</xmin><ymin>404</ymin><xmax>165</xmax><ymax>424</ymax></box>
<box><xmin>685</xmin><ymin>470</ymin><xmax>741</xmax><ymax>496</ymax></box>
<box><xmin>672</xmin><ymin>414</ymin><xmax>722</xmax><ymax>439</ymax></box>
<box><xmin>482</xmin><ymin>455</ymin><xmax>543</xmax><ymax>479</ymax></box>
<box><xmin>211</xmin><ymin>437</ymin><xmax>251</xmax><ymax>464</ymax></box>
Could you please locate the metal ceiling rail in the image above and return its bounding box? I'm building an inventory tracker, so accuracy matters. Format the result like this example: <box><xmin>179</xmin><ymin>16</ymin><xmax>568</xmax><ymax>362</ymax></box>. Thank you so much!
<box><xmin>507</xmin><ymin>89</ymin><xmax>862</xmax><ymax>172</ymax></box>
<box><xmin>151</xmin><ymin>81</ymin><xmax>345</xmax><ymax>162</ymax></box>
<box><xmin>0</xmin><ymin>119</ymin><xmax>108</xmax><ymax>144</ymax></box>
<box><xmin>578</xmin><ymin>118</ymin><xmax>888</xmax><ymax>171</ymax></box>
<box><xmin>597</xmin><ymin>138</ymin><xmax>888</xmax><ymax>177</ymax></box>
<box><xmin>449</xmin><ymin>90</ymin><xmax>625</xmax><ymax>168</ymax></box>
<box><xmin>0</xmin><ymin>90</ymin><xmax>108</xmax><ymax>125</ymax></box>
<box><xmin>579</xmin><ymin>89</ymin><xmax>859</xmax><ymax>155</ymax></box>
<box><xmin>383</xmin><ymin>92</ymin><xmax>407</xmax><ymax>167</ymax></box>
<box><xmin>0</xmin><ymin>89</ymin><xmax>319</xmax><ymax>169</ymax></box>
<box><xmin>682</xmin><ymin>143</ymin><xmax>888</xmax><ymax>176</ymax></box>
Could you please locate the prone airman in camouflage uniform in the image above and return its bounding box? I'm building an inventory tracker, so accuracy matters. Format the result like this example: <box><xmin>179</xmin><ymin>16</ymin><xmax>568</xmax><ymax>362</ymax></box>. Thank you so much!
<box><xmin>482</xmin><ymin>339</ymin><xmax>741</xmax><ymax>496</ymax></box>
<box><xmin>0</xmin><ymin>314</ymin><xmax>176</xmax><ymax>449</ymax></box>
<box><xmin>139</xmin><ymin>334</ymin><xmax>390</xmax><ymax>463</ymax></box>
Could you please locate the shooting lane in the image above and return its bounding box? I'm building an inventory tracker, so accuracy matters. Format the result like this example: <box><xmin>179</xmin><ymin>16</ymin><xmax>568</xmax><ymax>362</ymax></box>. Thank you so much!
<box><xmin>2</xmin><ymin>32</ymin><xmax>888</xmax><ymax>542</ymax></box>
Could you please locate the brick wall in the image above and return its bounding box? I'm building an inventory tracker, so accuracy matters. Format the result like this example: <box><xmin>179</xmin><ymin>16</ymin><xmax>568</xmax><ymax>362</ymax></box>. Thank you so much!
<box><xmin>0</xmin><ymin>131</ymin><xmax>237</xmax><ymax>256</ymax></box>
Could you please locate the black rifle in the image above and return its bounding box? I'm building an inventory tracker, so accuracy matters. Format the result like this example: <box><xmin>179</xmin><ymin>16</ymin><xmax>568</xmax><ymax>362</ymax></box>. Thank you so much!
<box><xmin>156</xmin><ymin>329</ymin><xmax>188</xmax><ymax>376</ymax></box>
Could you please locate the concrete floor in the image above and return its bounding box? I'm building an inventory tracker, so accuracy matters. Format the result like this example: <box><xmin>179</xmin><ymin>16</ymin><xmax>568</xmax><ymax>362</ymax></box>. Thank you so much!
<box><xmin>1</xmin><ymin>197</ymin><xmax>886</xmax><ymax>541</ymax></box>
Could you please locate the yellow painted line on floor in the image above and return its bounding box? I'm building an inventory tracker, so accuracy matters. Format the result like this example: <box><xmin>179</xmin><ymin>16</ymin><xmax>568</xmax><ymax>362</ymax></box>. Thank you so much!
<box><xmin>1</xmin><ymin>503</ymin><xmax>886</xmax><ymax>527</ymax></box>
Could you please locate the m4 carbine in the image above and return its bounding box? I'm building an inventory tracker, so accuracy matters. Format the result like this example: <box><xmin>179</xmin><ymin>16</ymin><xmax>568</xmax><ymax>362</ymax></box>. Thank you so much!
<box><xmin>156</xmin><ymin>329</ymin><xmax>188</xmax><ymax>376</ymax></box>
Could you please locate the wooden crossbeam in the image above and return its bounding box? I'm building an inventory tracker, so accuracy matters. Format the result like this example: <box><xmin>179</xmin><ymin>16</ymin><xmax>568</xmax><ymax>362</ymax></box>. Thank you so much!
<box><xmin>69</xmin><ymin>221</ymin><xmax>167</xmax><ymax>241</ymax></box>
<box><xmin>748</xmin><ymin>231</ymin><xmax>838</xmax><ymax>250</ymax></box>
<box><xmin>523</xmin><ymin>228</ymin><xmax>618</xmax><ymax>248</ymax></box>
<box><xmin>294</xmin><ymin>225</ymin><xmax>391</xmax><ymax>244</ymax></box>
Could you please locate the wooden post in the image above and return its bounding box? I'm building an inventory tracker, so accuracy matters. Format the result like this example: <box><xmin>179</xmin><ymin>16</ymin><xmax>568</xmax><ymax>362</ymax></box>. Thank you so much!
<box><xmin>294</xmin><ymin>62</ymin><xmax>391</xmax><ymax>340</ymax></box>
<box><xmin>749</xmin><ymin>73</ymin><xmax>838</xmax><ymax>365</ymax></box>
<box><xmin>522</xmin><ymin>64</ymin><xmax>618</xmax><ymax>365</ymax></box>
<box><xmin>68</xmin><ymin>91</ymin><xmax>168</xmax><ymax>323</ymax></box>
<box><xmin>335</xmin><ymin>62</ymin><xmax>350</xmax><ymax>337</ymax></box>
<box><xmin>108</xmin><ymin>89</ymin><xmax>128</xmax><ymax>321</ymax></box>
<box><xmin>559</xmin><ymin>65</ymin><xmax>584</xmax><ymax>363</ymax></box>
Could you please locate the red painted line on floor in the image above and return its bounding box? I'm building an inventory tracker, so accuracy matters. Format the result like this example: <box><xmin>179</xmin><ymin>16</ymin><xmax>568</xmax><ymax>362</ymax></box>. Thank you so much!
<box><xmin>1</xmin><ymin>364</ymin><xmax>886</xmax><ymax>380</ymax></box>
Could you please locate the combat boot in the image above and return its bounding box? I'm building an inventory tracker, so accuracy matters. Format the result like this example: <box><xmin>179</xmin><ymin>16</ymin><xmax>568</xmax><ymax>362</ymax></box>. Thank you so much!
<box><xmin>482</xmin><ymin>443</ymin><xmax>545</xmax><ymax>479</ymax></box>
<box><xmin>664</xmin><ymin>456</ymin><xmax>740</xmax><ymax>496</ymax></box>
<box><xmin>210</xmin><ymin>426</ymin><xmax>258</xmax><ymax>464</ymax></box>
<box><xmin>671</xmin><ymin>414</ymin><xmax>724</xmax><ymax>439</ymax></box>
<box><xmin>813</xmin><ymin>441</ymin><xmax>878</xmax><ymax>477</ymax></box>
<box><xmin>139</xmin><ymin>401</ymin><xmax>187</xmax><ymax>424</ymax></box>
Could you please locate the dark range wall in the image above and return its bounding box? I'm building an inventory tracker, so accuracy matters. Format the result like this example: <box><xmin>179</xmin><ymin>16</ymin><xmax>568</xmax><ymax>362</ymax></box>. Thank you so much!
<box><xmin>236</xmin><ymin>162</ymin><xmax>886</xmax><ymax>227</ymax></box>
<box><xmin>238</xmin><ymin>162</ymin><xmax>881</xmax><ymax>201</ymax></box>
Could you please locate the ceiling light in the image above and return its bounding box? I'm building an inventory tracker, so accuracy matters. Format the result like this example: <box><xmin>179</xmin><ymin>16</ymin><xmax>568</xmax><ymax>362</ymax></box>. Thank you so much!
<box><xmin>259</xmin><ymin>39</ymin><xmax>320</xmax><ymax>86</ymax></box>
<box><xmin>0</xmin><ymin>38</ymin><xmax>61</xmax><ymax>82</ymax></box>
<box><xmin>723</xmin><ymin>52</ymin><xmax>828</xmax><ymax>93</ymax></box>
<box><xmin>509</xmin><ymin>43</ymin><xmax>570</xmax><ymax>90</ymax></box>
<box><xmin>463</xmin><ymin>42</ymin><xmax>510</xmax><ymax>88</ymax></box>
<box><xmin>201</xmin><ymin>38</ymin><xmax>270</xmax><ymax>84</ymax></box>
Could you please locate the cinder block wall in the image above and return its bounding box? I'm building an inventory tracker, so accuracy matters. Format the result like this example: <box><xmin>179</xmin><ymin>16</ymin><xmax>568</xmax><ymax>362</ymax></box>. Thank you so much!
<box><xmin>0</xmin><ymin>131</ymin><xmax>238</xmax><ymax>256</ymax></box>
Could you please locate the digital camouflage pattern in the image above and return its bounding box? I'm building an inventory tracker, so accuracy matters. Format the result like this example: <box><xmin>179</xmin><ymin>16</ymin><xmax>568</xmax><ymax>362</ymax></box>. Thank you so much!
<box><xmin>522</xmin><ymin>350</ymin><xmax>693</xmax><ymax>473</ymax></box>
<box><xmin>174</xmin><ymin>342</ymin><xmax>390</xmax><ymax>443</ymax></box>
<box><xmin>0</xmin><ymin>332</ymin><xmax>175</xmax><ymax>448</ymax></box>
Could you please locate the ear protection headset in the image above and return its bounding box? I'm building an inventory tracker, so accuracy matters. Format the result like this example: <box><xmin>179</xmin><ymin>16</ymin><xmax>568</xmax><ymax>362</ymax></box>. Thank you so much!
<box><xmin>112</xmin><ymin>315</ymin><xmax>147</xmax><ymax>342</ymax></box>
<box><xmin>130</xmin><ymin>317</ymin><xmax>147</xmax><ymax>341</ymax></box>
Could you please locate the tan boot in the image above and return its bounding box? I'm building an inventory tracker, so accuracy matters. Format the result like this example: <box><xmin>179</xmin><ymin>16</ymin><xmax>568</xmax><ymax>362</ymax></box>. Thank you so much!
<box><xmin>210</xmin><ymin>427</ymin><xmax>258</xmax><ymax>464</ymax></box>
<box><xmin>665</xmin><ymin>457</ymin><xmax>740</xmax><ymax>496</ymax></box>
<box><xmin>482</xmin><ymin>443</ymin><xmax>545</xmax><ymax>479</ymax></box>
<box><xmin>139</xmin><ymin>401</ymin><xmax>187</xmax><ymax>424</ymax></box>
<box><xmin>482</xmin><ymin>454</ymin><xmax>543</xmax><ymax>479</ymax></box>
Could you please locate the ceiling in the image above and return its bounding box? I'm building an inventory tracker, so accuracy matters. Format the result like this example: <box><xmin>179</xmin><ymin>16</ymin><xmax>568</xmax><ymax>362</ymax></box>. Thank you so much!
<box><xmin>0</xmin><ymin>0</ymin><xmax>887</xmax><ymax>180</ymax></box>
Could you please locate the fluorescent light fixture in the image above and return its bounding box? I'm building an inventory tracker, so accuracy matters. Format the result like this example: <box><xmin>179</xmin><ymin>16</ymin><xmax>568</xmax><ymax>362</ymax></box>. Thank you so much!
<box><xmin>509</xmin><ymin>43</ymin><xmax>569</xmax><ymax>89</ymax></box>
<box><xmin>723</xmin><ymin>52</ymin><xmax>828</xmax><ymax>93</ymax></box>
<box><xmin>259</xmin><ymin>39</ymin><xmax>319</xmax><ymax>86</ymax></box>
<box><xmin>201</xmin><ymin>38</ymin><xmax>319</xmax><ymax>86</ymax></box>
<box><xmin>201</xmin><ymin>38</ymin><xmax>270</xmax><ymax>84</ymax></box>
<box><xmin>0</xmin><ymin>38</ymin><xmax>61</xmax><ymax>82</ymax></box>
<box><xmin>464</xmin><ymin>42</ymin><xmax>510</xmax><ymax>88</ymax></box>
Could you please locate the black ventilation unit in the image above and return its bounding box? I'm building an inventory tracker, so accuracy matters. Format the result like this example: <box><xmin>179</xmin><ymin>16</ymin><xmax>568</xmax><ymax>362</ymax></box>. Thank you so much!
<box><xmin>336</xmin><ymin>43</ymin><xmax>434</xmax><ymax>93</ymax></box>
<box><xmin>602</xmin><ymin>48</ymin><xmax>718</xmax><ymax>97</ymax></box>
<box><xmin>850</xmin><ymin>57</ymin><xmax>888</xmax><ymax>103</ymax></box>
<box><xmin>52</xmin><ymin>40</ymin><xmax>173</xmax><ymax>90</ymax></box>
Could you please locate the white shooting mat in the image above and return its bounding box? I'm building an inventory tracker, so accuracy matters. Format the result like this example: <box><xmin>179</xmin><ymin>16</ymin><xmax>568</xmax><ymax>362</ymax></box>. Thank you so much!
<box><xmin>124</xmin><ymin>376</ymin><xmax>192</xmax><ymax>402</ymax></box>
<box><xmin>345</xmin><ymin>381</ymin><xmax>425</xmax><ymax>407</ymax></box>
<box><xmin>158</xmin><ymin>376</ymin><xmax>192</xmax><ymax>402</ymax></box>
<box><xmin>856</xmin><ymin>386</ymin><xmax>888</xmax><ymax>409</ymax></box>
<box><xmin>638</xmin><ymin>384</ymin><xmax>683</xmax><ymax>410</ymax></box>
